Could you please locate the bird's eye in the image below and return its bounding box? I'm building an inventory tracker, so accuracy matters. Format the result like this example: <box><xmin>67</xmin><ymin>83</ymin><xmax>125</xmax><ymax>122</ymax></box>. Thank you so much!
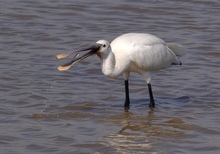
<box><xmin>103</xmin><ymin>44</ymin><xmax>106</xmax><ymax>47</ymax></box>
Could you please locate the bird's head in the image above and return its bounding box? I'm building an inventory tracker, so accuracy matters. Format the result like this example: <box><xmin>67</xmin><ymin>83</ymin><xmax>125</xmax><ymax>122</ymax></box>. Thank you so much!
<box><xmin>57</xmin><ymin>40</ymin><xmax>110</xmax><ymax>71</ymax></box>
<box><xmin>95</xmin><ymin>40</ymin><xmax>110</xmax><ymax>59</ymax></box>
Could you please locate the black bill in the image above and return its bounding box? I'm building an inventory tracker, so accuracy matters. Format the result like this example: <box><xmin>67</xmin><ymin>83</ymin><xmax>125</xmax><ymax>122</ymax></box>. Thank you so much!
<box><xmin>57</xmin><ymin>44</ymin><xmax>101</xmax><ymax>71</ymax></box>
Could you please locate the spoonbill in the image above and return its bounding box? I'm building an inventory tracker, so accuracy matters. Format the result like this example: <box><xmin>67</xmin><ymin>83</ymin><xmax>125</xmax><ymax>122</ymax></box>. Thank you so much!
<box><xmin>57</xmin><ymin>33</ymin><xmax>185</xmax><ymax>108</ymax></box>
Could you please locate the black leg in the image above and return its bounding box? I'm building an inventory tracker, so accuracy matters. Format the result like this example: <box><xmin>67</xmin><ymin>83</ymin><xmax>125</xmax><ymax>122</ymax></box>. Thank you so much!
<box><xmin>124</xmin><ymin>80</ymin><xmax>130</xmax><ymax>108</ymax></box>
<box><xmin>148</xmin><ymin>83</ymin><xmax>155</xmax><ymax>108</ymax></box>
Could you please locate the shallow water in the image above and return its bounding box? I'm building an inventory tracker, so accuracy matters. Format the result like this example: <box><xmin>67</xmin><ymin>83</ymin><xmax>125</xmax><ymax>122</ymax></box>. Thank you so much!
<box><xmin>1</xmin><ymin>0</ymin><xmax>220</xmax><ymax>153</ymax></box>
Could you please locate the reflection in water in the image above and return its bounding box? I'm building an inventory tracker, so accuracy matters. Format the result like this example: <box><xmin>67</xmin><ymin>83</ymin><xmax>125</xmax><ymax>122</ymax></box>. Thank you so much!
<box><xmin>31</xmin><ymin>101</ymin><xmax>219</xmax><ymax>153</ymax></box>
<box><xmin>102</xmin><ymin>110</ymin><xmax>154</xmax><ymax>153</ymax></box>
<box><xmin>98</xmin><ymin>109</ymin><xmax>195</xmax><ymax>153</ymax></box>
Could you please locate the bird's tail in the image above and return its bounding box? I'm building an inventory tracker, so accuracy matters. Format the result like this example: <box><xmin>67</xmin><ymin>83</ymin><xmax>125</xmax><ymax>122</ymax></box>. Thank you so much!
<box><xmin>167</xmin><ymin>43</ymin><xmax>185</xmax><ymax>57</ymax></box>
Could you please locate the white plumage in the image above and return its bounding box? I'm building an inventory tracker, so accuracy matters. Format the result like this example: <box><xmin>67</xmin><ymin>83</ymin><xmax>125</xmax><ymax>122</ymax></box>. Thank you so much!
<box><xmin>57</xmin><ymin>33</ymin><xmax>185</xmax><ymax>108</ymax></box>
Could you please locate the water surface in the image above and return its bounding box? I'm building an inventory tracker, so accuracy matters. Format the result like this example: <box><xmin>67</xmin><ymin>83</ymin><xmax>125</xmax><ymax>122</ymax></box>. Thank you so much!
<box><xmin>0</xmin><ymin>0</ymin><xmax>220</xmax><ymax>153</ymax></box>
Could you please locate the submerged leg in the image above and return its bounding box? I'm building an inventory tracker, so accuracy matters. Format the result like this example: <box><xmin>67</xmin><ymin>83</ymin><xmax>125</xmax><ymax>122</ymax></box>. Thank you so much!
<box><xmin>124</xmin><ymin>80</ymin><xmax>130</xmax><ymax>108</ymax></box>
<box><xmin>148</xmin><ymin>83</ymin><xmax>155</xmax><ymax>108</ymax></box>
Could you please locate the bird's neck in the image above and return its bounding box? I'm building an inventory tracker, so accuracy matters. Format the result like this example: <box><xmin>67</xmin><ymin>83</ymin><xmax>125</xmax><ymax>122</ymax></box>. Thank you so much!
<box><xmin>100</xmin><ymin>49</ymin><xmax>121</xmax><ymax>79</ymax></box>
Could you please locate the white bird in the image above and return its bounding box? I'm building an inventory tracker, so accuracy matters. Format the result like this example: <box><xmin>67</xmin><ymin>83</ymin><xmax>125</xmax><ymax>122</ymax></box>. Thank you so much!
<box><xmin>57</xmin><ymin>33</ymin><xmax>185</xmax><ymax>108</ymax></box>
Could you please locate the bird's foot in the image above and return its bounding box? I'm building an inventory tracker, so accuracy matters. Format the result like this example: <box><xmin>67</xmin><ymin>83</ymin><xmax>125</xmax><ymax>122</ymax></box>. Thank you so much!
<box><xmin>124</xmin><ymin>101</ymin><xmax>130</xmax><ymax>110</ymax></box>
<box><xmin>149</xmin><ymin>101</ymin><xmax>155</xmax><ymax>108</ymax></box>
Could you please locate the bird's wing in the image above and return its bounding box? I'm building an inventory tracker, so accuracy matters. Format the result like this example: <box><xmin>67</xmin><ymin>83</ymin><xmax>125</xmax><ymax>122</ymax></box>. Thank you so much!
<box><xmin>129</xmin><ymin>43</ymin><xmax>181</xmax><ymax>71</ymax></box>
